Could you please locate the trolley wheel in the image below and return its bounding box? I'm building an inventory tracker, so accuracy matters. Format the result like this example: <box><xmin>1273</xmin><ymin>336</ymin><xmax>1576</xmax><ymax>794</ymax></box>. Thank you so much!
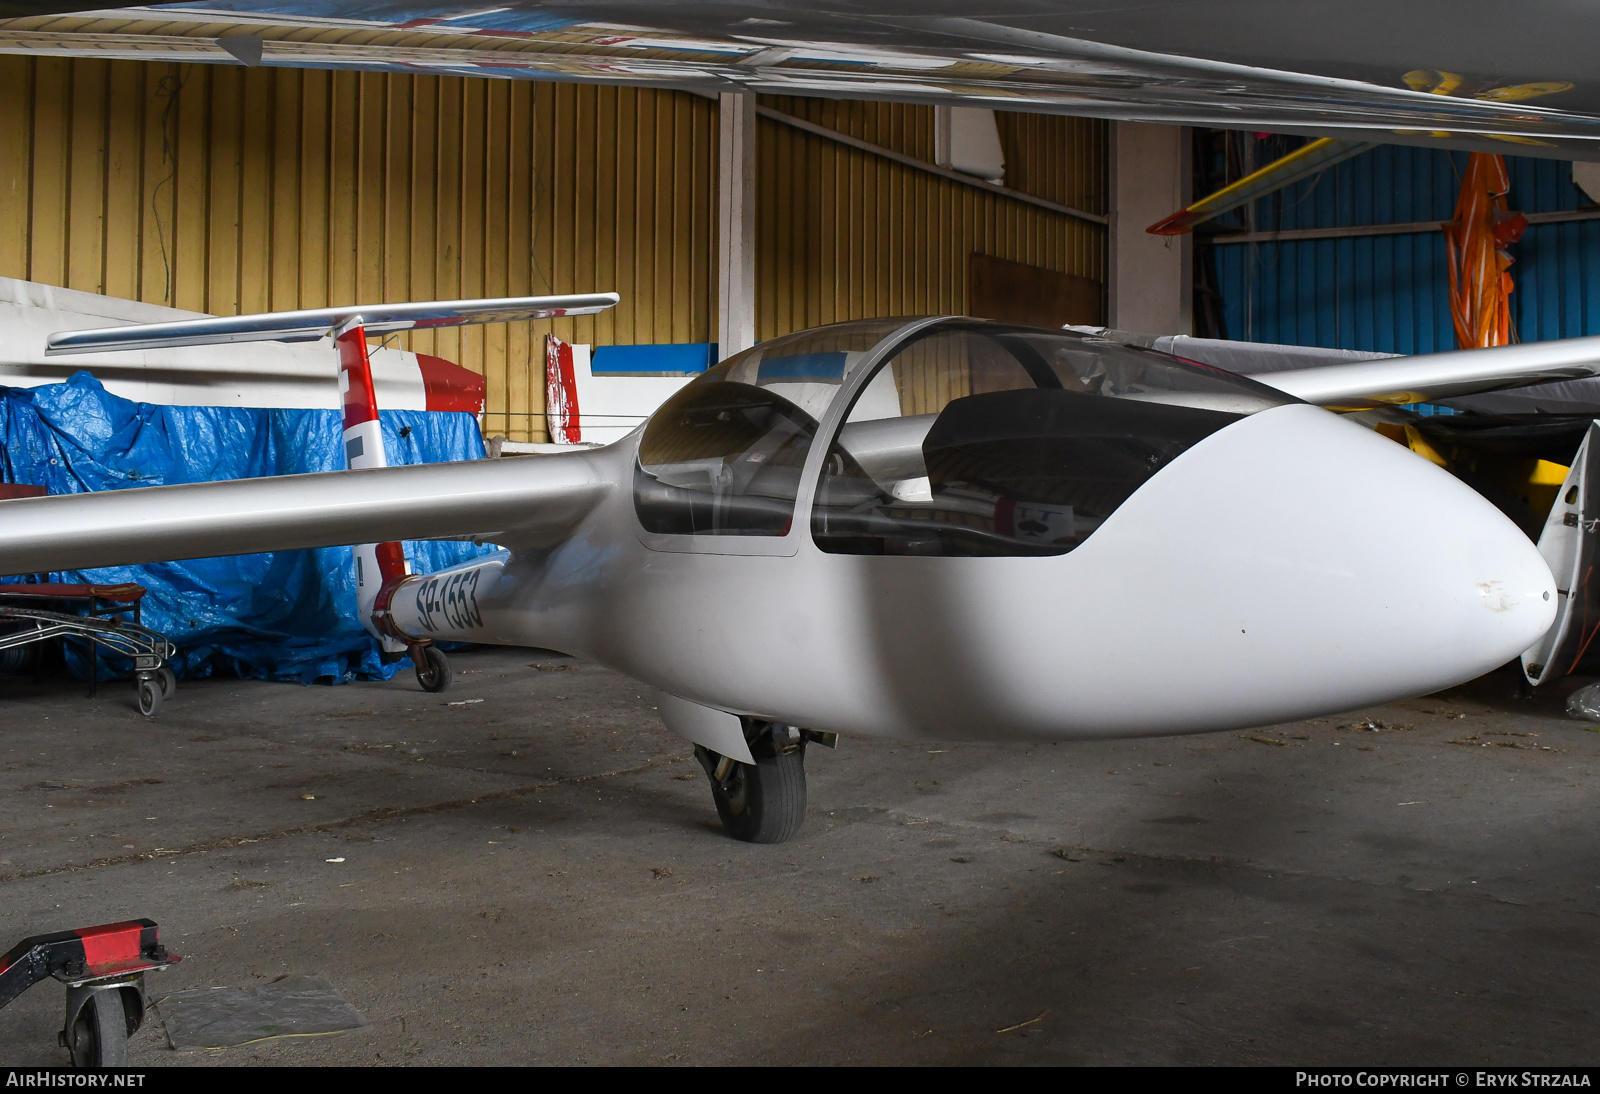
<box><xmin>136</xmin><ymin>678</ymin><xmax>161</xmax><ymax>718</ymax></box>
<box><xmin>157</xmin><ymin>666</ymin><xmax>176</xmax><ymax>698</ymax></box>
<box><xmin>415</xmin><ymin>646</ymin><xmax>452</xmax><ymax>693</ymax></box>
<box><xmin>66</xmin><ymin>989</ymin><xmax>128</xmax><ymax>1068</ymax></box>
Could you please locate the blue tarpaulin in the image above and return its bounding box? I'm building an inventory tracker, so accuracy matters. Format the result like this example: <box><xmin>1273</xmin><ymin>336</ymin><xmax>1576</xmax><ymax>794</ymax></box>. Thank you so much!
<box><xmin>0</xmin><ymin>372</ymin><xmax>495</xmax><ymax>684</ymax></box>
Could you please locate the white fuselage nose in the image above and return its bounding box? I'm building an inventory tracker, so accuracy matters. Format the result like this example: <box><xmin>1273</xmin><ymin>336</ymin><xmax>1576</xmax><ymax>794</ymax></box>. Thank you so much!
<box><xmin>876</xmin><ymin>401</ymin><xmax>1557</xmax><ymax>738</ymax></box>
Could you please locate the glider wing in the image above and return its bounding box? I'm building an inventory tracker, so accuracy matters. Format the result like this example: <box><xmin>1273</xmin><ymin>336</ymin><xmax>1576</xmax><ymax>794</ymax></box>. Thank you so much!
<box><xmin>0</xmin><ymin>452</ymin><xmax>610</xmax><ymax>577</ymax></box>
<box><xmin>1246</xmin><ymin>336</ymin><xmax>1600</xmax><ymax>409</ymax></box>
<box><xmin>45</xmin><ymin>294</ymin><xmax>620</xmax><ymax>355</ymax></box>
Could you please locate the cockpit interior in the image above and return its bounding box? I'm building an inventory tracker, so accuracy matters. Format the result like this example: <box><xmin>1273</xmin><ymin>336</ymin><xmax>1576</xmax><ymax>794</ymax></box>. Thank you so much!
<box><xmin>634</xmin><ymin>318</ymin><xmax>1296</xmax><ymax>556</ymax></box>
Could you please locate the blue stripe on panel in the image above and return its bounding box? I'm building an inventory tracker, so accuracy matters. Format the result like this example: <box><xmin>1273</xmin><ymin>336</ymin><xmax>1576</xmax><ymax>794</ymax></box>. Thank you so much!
<box><xmin>591</xmin><ymin>343</ymin><xmax>716</xmax><ymax>374</ymax></box>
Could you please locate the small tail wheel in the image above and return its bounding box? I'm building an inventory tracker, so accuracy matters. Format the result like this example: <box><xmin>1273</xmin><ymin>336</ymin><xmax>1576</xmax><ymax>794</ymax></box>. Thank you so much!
<box><xmin>157</xmin><ymin>666</ymin><xmax>177</xmax><ymax>698</ymax></box>
<box><xmin>697</xmin><ymin>725</ymin><xmax>807</xmax><ymax>844</ymax></box>
<box><xmin>66</xmin><ymin>989</ymin><xmax>129</xmax><ymax>1067</ymax></box>
<box><xmin>136</xmin><ymin>678</ymin><xmax>161</xmax><ymax>718</ymax></box>
<box><xmin>415</xmin><ymin>646</ymin><xmax>452</xmax><ymax>693</ymax></box>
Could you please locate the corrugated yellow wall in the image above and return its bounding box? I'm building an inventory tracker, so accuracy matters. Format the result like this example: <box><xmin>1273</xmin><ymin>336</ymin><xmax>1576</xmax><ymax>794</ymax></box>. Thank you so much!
<box><xmin>536</xmin><ymin>82</ymin><xmax>717</xmax><ymax>357</ymax></box>
<box><xmin>754</xmin><ymin>97</ymin><xmax>1106</xmax><ymax>341</ymax></box>
<box><xmin>759</xmin><ymin>95</ymin><xmax>940</xmax><ymax>162</ymax></box>
<box><xmin>994</xmin><ymin>111</ymin><xmax>1107</xmax><ymax>214</ymax></box>
<box><xmin>0</xmin><ymin>58</ymin><xmax>1102</xmax><ymax>440</ymax></box>
<box><xmin>0</xmin><ymin>57</ymin><xmax>717</xmax><ymax>441</ymax></box>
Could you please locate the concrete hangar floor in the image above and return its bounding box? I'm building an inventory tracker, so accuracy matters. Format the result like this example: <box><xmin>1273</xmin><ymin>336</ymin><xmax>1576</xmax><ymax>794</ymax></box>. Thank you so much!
<box><xmin>0</xmin><ymin>646</ymin><xmax>1595</xmax><ymax>1066</ymax></box>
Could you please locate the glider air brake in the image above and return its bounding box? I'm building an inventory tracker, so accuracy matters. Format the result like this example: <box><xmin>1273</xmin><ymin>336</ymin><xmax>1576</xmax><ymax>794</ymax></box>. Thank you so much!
<box><xmin>1</xmin><ymin>303</ymin><xmax>1591</xmax><ymax>843</ymax></box>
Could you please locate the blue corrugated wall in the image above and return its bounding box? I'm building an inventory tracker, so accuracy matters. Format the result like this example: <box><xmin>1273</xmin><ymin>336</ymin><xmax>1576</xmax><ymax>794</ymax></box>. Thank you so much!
<box><xmin>1213</xmin><ymin>146</ymin><xmax>1600</xmax><ymax>352</ymax></box>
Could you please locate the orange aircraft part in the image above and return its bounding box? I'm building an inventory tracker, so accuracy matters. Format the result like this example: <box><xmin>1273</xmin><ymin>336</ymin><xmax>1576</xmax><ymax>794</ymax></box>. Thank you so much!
<box><xmin>1444</xmin><ymin>152</ymin><xmax>1528</xmax><ymax>350</ymax></box>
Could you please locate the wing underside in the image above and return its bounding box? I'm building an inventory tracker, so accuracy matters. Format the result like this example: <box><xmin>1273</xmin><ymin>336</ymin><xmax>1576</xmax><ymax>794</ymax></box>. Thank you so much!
<box><xmin>1</xmin><ymin>5</ymin><xmax>1600</xmax><ymax>160</ymax></box>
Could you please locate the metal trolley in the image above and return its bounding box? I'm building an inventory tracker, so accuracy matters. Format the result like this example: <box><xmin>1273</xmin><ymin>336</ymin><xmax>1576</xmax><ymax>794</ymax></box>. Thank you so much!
<box><xmin>0</xmin><ymin>919</ymin><xmax>180</xmax><ymax>1067</ymax></box>
<box><xmin>0</xmin><ymin>584</ymin><xmax>177</xmax><ymax>716</ymax></box>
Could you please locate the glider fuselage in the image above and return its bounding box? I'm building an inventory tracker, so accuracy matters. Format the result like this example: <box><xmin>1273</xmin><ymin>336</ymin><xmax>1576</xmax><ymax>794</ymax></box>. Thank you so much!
<box><xmin>385</xmin><ymin>321</ymin><xmax>1556</xmax><ymax>744</ymax></box>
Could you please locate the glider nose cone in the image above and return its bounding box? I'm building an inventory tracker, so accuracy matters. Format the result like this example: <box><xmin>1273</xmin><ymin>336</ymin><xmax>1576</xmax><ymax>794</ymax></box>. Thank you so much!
<box><xmin>1453</xmin><ymin>548</ymin><xmax>1558</xmax><ymax>662</ymax></box>
<box><xmin>1402</xmin><ymin>517</ymin><xmax>1556</xmax><ymax>677</ymax></box>
<box><xmin>1062</xmin><ymin>404</ymin><xmax>1557</xmax><ymax>731</ymax></box>
<box><xmin>1235</xmin><ymin>406</ymin><xmax>1556</xmax><ymax>700</ymax></box>
<box><xmin>1313</xmin><ymin>419</ymin><xmax>1555</xmax><ymax>675</ymax></box>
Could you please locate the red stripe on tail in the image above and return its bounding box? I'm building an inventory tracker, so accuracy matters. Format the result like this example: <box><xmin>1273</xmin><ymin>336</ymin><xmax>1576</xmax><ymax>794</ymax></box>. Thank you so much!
<box><xmin>337</xmin><ymin>324</ymin><xmax>380</xmax><ymax>427</ymax></box>
<box><xmin>374</xmin><ymin>540</ymin><xmax>407</xmax><ymax>587</ymax></box>
<box><xmin>417</xmin><ymin>353</ymin><xmax>486</xmax><ymax>414</ymax></box>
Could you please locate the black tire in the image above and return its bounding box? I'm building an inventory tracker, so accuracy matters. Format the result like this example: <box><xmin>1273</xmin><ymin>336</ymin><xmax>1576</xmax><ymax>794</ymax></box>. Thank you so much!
<box><xmin>136</xmin><ymin>679</ymin><xmax>160</xmax><ymax>718</ymax></box>
<box><xmin>702</xmin><ymin>744</ymin><xmax>807</xmax><ymax>844</ymax></box>
<box><xmin>415</xmin><ymin>646</ymin><xmax>452</xmax><ymax>693</ymax></box>
<box><xmin>157</xmin><ymin>666</ymin><xmax>177</xmax><ymax>698</ymax></box>
<box><xmin>0</xmin><ymin>644</ymin><xmax>35</xmax><ymax>675</ymax></box>
<box><xmin>67</xmin><ymin>990</ymin><xmax>128</xmax><ymax>1068</ymax></box>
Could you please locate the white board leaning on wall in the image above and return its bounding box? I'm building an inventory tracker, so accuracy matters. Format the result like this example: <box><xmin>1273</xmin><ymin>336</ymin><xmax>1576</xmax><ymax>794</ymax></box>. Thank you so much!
<box><xmin>514</xmin><ymin>335</ymin><xmax>697</xmax><ymax>451</ymax></box>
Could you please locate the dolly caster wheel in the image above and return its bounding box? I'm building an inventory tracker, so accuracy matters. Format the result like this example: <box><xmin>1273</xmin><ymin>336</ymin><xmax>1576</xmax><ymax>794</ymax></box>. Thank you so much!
<box><xmin>157</xmin><ymin>666</ymin><xmax>177</xmax><ymax>698</ymax></box>
<box><xmin>136</xmin><ymin>678</ymin><xmax>161</xmax><ymax>718</ymax></box>
<box><xmin>414</xmin><ymin>646</ymin><xmax>452</xmax><ymax>693</ymax></box>
<box><xmin>696</xmin><ymin>721</ymin><xmax>807</xmax><ymax>844</ymax></box>
<box><xmin>64</xmin><ymin>988</ymin><xmax>129</xmax><ymax>1067</ymax></box>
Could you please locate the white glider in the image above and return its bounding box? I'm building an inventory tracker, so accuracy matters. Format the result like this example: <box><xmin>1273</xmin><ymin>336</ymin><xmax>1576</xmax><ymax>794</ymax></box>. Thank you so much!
<box><xmin>0</xmin><ymin>307</ymin><xmax>1574</xmax><ymax>842</ymax></box>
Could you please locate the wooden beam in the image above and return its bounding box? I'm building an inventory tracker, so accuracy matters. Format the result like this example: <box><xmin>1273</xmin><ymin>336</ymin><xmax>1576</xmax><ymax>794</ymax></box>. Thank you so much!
<box><xmin>753</xmin><ymin>104</ymin><xmax>1108</xmax><ymax>227</ymax></box>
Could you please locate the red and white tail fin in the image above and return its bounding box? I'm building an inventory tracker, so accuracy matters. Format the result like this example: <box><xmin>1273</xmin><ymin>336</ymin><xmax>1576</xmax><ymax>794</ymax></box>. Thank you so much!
<box><xmin>545</xmin><ymin>333</ymin><xmax>581</xmax><ymax>444</ymax></box>
<box><xmin>335</xmin><ymin>317</ymin><xmax>409</xmax><ymax>656</ymax></box>
<box><xmin>35</xmin><ymin>291</ymin><xmax>621</xmax><ymax>694</ymax></box>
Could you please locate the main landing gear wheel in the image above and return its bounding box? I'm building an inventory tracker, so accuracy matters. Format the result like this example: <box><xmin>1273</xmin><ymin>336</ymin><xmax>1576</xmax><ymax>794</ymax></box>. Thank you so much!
<box><xmin>65</xmin><ymin>989</ymin><xmax>129</xmax><ymax>1068</ymax></box>
<box><xmin>414</xmin><ymin>645</ymin><xmax>452</xmax><ymax>693</ymax></box>
<box><xmin>696</xmin><ymin>721</ymin><xmax>808</xmax><ymax>844</ymax></box>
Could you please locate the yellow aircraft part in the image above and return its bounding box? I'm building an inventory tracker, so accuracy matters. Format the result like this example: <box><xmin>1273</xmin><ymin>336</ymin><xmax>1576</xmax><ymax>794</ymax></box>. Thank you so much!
<box><xmin>1404</xmin><ymin>69</ymin><xmax>1573</xmax><ymax>103</ymax></box>
<box><xmin>1403</xmin><ymin>70</ymin><xmax>1464</xmax><ymax>96</ymax></box>
<box><xmin>1399</xmin><ymin>425</ymin><xmax>1450</xmax><ymax>468</ymax></box>
<box><xmin>1377</xmin><ymin>422</ymin><xmax>1570</xmax><ymax>517</ymax></box>
<box><xmin>1481</xmin><ymin>457</ymin><xmax>1569</xmax><ymax>518</ymax></box>
<box><xmin>1395</xmin><ymin>71</ymin><xmax>1570</xmax><ymax>141</ymax></box>
<box><xmin>1146</xmin><ymin>137</ymin><xmax>1377</xmax><ymax>236</ymax></box>
<box><xmin>1151</xmin><ymin>70</ymin><xmax>1571</xmax><ymax>237</ymax></box>
<box><xmin>1529</xmin><ymin>459</ymin><xmax>1570</xmax><ymax>486</ymax></box>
